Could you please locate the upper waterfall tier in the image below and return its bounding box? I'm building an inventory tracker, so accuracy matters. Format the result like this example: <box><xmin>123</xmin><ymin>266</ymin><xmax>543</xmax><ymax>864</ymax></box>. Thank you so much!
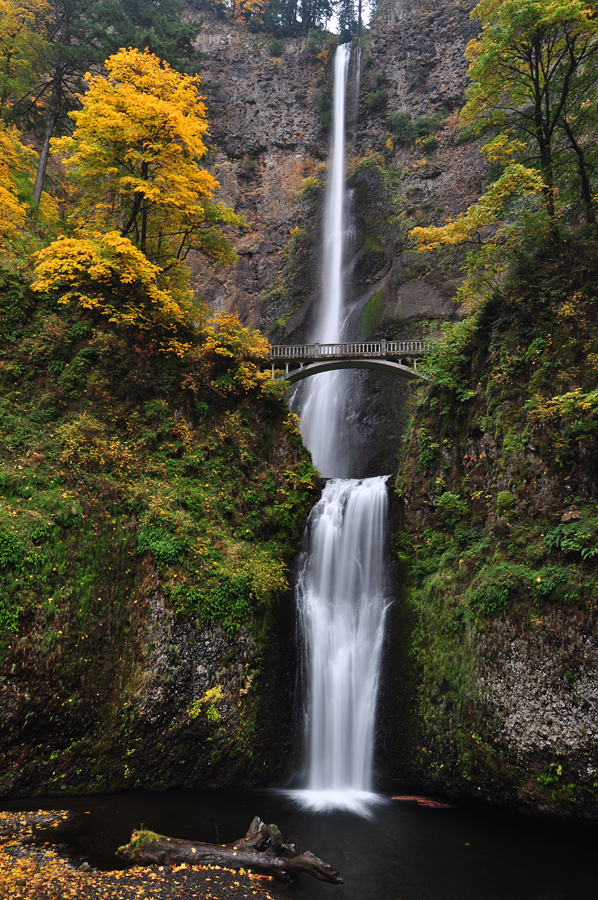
<box><xmin>296</xmin><ymin>43</ymin><xmax>352</xmax><ymax>477</ymax></box>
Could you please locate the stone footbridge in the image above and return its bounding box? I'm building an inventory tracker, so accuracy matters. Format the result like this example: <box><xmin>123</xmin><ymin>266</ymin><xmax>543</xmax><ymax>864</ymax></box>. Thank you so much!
<box><xmin>266</xmin><ymin>340</ymin><xmax>431</xmax><ymax>383</ymax></box>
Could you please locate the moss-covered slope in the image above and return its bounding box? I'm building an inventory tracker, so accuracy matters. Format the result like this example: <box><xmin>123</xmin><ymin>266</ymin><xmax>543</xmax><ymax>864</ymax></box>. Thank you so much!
<box><xmin>0</xmin><ymin>264</ymin><xmax>318</xmax><ymax>797</ymax></box>
<box><xmin>387</xmin><ymin>233</ymin><xmax>598</xmax><ymax>816</ymax></box>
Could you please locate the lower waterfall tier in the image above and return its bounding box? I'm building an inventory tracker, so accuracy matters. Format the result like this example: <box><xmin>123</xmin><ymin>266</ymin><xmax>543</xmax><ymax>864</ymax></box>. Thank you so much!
<box><xmin>295</xmin><ymin>477</ymin><xmax>390</xmax><ymax>809</ymax></box>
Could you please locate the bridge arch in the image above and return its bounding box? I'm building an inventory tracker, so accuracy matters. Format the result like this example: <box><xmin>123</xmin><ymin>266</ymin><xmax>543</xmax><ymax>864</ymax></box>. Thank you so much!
<box><xmin>265</xmin><ymin>340</ymin><xmax>430</xmax><ymax>384</ymax></box>
<box><xmin>272</xmin><ymin>358</ymin><xmax>428</xmax><ymax>383</ymax></box>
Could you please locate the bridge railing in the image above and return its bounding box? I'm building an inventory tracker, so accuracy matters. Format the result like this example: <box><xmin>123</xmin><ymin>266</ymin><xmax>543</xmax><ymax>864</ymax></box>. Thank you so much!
<box><xmin>268</xmin><ymin>340</ymin><xmax>430</xmax><ymax>360</ymax></box>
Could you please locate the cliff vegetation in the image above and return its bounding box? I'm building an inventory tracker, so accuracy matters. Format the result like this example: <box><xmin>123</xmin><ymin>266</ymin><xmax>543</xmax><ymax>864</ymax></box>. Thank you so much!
<box><xmin>389</xmin><ymin>0</ymin><xmax>598</xmax><ymax>816</ymax></box>
<box><xmin>0</xmin><ymin>24</ymin><xmax>317</xmax><ymax>796</ymax></box>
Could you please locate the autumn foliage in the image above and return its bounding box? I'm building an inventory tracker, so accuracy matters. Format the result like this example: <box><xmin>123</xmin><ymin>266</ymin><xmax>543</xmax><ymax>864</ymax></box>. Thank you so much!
<box><xmin>30</xmin><ymin>47</ymin><xmax>243</xmax><ymax>354</ymax></box>
<box><xmin>410</xmin><ymin>0</ymin><xmax>598</xmax><ymax>305</ymax></box>
<box><xmin>32</xmin><ymin>231</ymin><xmax>195</xmax><ymax>355</ymax></box>
<box><xmin>52</xmin><ymin>47</ymin><xmax>241</xmax><ymax>267</ymax></box>
<box><xmin>0</xmin><ymin>0</ymin><xmax>49</xmax><ymax>119</ymax></box>
<box><xmin>0</xmin><ymin>124</ymin><xmax>35</xmax><ymax>245</ymax></box>
<box><xmin>184</xmin><ymin>311</ymin><xmax>273</xmax><ymax>396</ymax></box>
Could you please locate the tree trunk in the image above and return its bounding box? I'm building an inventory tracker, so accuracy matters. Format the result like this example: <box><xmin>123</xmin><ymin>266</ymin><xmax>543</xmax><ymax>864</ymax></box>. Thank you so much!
<box><xmin>561</xmin><ymin>117</ymin><xmax>596</xmax><ymax>225</ymax></box>
<box><xmin>33</xmin><ymin>70</ymin><xmax>63</xmax><ymax>211</ymax></box>
<box><xmin>116</xmin><ymin>816</ymin><xmax>344</xmax><ymax>885</ymax></box>
<box><xmin>530</xmin><ymin>46</ymin><xmax>559</xmax><ymax>241</ymax></box>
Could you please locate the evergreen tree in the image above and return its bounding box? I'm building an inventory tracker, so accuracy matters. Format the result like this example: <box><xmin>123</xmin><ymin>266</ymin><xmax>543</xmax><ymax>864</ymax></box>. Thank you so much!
<box><xmin>260</xmin><ymin>0</ymin><xmax>335</xmax><ymax>32</ymax></box>
<box><xmin>337</xmin><ymin>0</ymin><xmax>358</xmax><ymax>40</ymax></box>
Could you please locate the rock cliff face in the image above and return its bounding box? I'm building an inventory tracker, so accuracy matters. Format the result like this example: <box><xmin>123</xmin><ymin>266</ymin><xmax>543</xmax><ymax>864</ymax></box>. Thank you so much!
<box><xmin>0</xmin><ymin>275</ymin><xmax>317</xmax><ymax>797</ymax></box>
<box><xmin>187</xmin><ymin>14</ymin><xmax>326</xmax><ymax>327</ymax></box>
<box><xmin>188</xmin><ymin>0</ymin><xmax>484</xmax><ymax>341</ymax></box>
<box><xmin>183</xmin><ymin>4</ymin><xmax>598</xmax><ymax>819</ymax></box>
<box><xmin>187</xmin><ymin>1</ymin><xmax>485</xmax><ymax>474</ymax></box>
<box><xmin>477</xmin><ymin>613</ymin><xmax>598</xmax><ymax>760</ymax></box>
<box><xmin>350</xmin><ymin>0</ymin><xmax>483</xmax><ymax>335</ymax></box>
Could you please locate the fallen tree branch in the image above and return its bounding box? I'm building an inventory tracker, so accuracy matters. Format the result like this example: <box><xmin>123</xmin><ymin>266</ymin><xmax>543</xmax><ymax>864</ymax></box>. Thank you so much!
<box><xmin>116</xmin><ymin>816</ymin><xmax>344</xmax><ymax>884</ymax></box>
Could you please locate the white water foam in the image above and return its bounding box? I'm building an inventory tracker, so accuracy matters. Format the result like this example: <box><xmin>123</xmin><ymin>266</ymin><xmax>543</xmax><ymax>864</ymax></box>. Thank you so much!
<box><xmin>286</xmin><ymin>788</ymin><xmax>385</xmax><ymax>816</ymax></box>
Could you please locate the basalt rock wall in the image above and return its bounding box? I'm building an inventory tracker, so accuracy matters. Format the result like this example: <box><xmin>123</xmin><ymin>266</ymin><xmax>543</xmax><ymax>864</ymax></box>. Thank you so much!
<box><xmin>188</xmin><ymin>0</ymin><xmax>484</xmax><ymax>475</ymax></box>
<box><xmin>187</xmin><ymin>12</ymin><xmax>327</xmax><ymax>327</ymax></box>
<box><xmin>377</xmin><ymin>242</ymin><xmax>598</xmax><ymax>818</ymax></box>
<box><xmin>189</xmin><ymin>0</ymin><xmax>483</xmax><ymax>337</ymax></box>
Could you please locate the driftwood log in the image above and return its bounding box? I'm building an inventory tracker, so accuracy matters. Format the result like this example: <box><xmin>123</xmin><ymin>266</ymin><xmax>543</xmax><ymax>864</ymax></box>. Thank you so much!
<box><xmin>116</xmin><ymin>816</ymin><xmax>344</xmax><ymax>884</ymax></box>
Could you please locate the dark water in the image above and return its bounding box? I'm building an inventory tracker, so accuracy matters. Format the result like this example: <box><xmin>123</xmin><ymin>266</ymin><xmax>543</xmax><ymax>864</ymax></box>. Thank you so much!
<box><xmin>2</xmin><ymin>788</ymin><xmax>596</xmax><ymax>900</ymax></box>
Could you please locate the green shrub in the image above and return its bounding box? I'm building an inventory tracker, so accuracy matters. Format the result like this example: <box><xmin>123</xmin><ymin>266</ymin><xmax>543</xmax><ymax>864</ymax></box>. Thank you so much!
<box><xmin>418</xmin><ymin>318</ymin><xmax>477</xmax><ymax>407</ymax></box>
<box><xmin>412</xmin><ymin>557</ymin><xmax>439</xmax><ymax>586</ymax></box>
<box><xmin>367</xmin><ymin>89</ymin><xmax>388</xmax><ymax>111</ymax></box>
<box><xmin>31</xmin><ymin>524</ymin><xmax>55</xmax><ymax>544</ymax></box>
<box><xmin>298</xmin><ymin>175</ymin><xmax>322</xmax><ymax>197</ymax></box>
<box><xmin>496</xmin><ymin>490</ymin><xmax>516</xmax><ymax>513</ymax></box>
<box><xmin>0</xmin><ymin>532</ymin><xmax>24</xmax><ymax>570</ymax></box>
<box><xmin>303</xmin><ymin>29</ymin><xmax>327</xmax><ymax>60</ymax></box>
<box><xmin>0</xmin><ymin>597</ymin><xmax>19</xmax><ymax>633</ymax></box>
<box><xmin>202</xmin><ymin>575</ymin><xmax>255</xmax><ymax>631</ymax></box>
<box><xmin>268</xmin><ymin>38</ymin><xmax>284</xmax><ymax>57</ymax></box>
<box><xmin>532</xmin><ymin>566</ymin><xmax>570</xmax><ymax>598</ymax></box>
<box><xmin>544</xmin><ymin>516</ymin><xmax>598</xmax><ymax>558</ymax></box>
<box><xmin>387</xmin><ymin>108</ymin><xmax>449</xmax><ymax>144</ymax></box>
<box><xmin>416</xmin><ymin>135</ymin><xmax>438</xmax><ymax>153</ymax></box>
<box><xmin>417</xmin><ymin>426</ymin><xmax>439</xmax><ymax>468</ymax></box>
<box><xmin>387</xmin><ymin>111</ymin><xmax>414</xmax><ymax>141</ymax></box>
<box><xmin>316</xmin><ymin>91</ymin><xmax>332</xmax><ymax>127</ymax></box>
<box><xmin>137</xmin><ymin>525</ymin><xmax>186</xmax><ymax>567</ymax></box>
<box><xmin>472</xmin><ymin>581</ymin><xmax>509</xmax><ymax>616</ymax></box>
<box><xmin>469</xmin><ymin>563</ymin><xmax>532</xmax><ymax>616</ymax></box>
<box><xmin>0</xmin><ymin>264</ymin><xmax>29</xmax><ymax>339</ymax></box>
<box><xmin>537</xmin><ymin>762</ymin><xmax>562</xmax><ymax>788</ymax></box>
<box><xmin>436</xmin><ymin>491</ymin><xmax>468</xmax><ymax>524</ymax></box>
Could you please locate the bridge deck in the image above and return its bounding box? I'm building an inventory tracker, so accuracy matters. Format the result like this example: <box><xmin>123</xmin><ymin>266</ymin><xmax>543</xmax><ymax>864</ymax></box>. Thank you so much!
<box><xmin>268</xmin><ymin>340</ymin><xmax>430</xmax><ymax>361</ymax></box>
<box><xmin>265</xmin><ymin>340</ymin><xmax>431</xmax><ymax>382</ymax></box>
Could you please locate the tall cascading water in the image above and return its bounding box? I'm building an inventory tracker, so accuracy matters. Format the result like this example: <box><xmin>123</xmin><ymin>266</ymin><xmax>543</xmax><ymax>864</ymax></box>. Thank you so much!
<box><xmin>294</xmin><ymin>477</ymin><xmax>389</xmax><ymax>812</ymax></box>
<box><xmin>298</xmin><ymin>43</ymin><xmax>351</xmax><ymax>478</ymax></box>
<box><xmin>292</xmin><ymin>43</ymin><xmax>390</xmax><ymax>814</ymax></box>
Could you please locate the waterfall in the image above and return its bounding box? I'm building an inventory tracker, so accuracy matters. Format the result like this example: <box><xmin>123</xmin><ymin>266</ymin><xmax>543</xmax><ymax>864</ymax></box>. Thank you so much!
<box><xmin>298</xmin><ymin>43</ymin><xmax>351</xmax><ymax>478</ymax></box>
<box><xmin>291</xmin><ymin>43</ymin><xmax>390</xmax><ymax>815</ymax></box>
<box><xmin>294</xmin><ymin>477</ymin><xmax>389</xmax><ymax>812</ymax></box>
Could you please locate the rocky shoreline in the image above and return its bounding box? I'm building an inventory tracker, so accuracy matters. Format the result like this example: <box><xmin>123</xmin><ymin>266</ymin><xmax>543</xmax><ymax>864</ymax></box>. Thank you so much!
<box><xmin>0</xmin><ymin>810</ymin><xmax>276</xmax><ymax>900</ymax></box>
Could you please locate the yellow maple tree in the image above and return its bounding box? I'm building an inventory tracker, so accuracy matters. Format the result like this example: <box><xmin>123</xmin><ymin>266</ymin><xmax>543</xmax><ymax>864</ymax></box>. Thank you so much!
<box><xmin>183</xmin><ymin>311</ymin><xmax>272</xmax><ymax>396</ymax></box>
<box><xmin>32</xmin><ymin>231</ymin><xmax>193</xmax><ymax>355</ymax></box>
<box><xmin>33</xmin><ymin>47</ymin><xmax>245</xmax><ymax>354</ymax></box>
<box><xmin>52</xmin><ymin>47</ymin><xmax>241</xmax><ymax>271</ymax></box>
<box><xmin>0</xmin><ymin>122</ymin><xmax>36</xmax><ymax>246</ymax></box>
<box><xmin>0</xmin><ymin>0</ymin><xmax>49</xmax><ymax>119</ymax></box>
<box><xmin>233</xmin><ymin>0</ymin><xmax>269</xmax><ymax>23</ymax></box>
<box><xmin>410</xmin><ymin>164</ymin><xmax>547</xmax><ymax>307</ymax></box>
